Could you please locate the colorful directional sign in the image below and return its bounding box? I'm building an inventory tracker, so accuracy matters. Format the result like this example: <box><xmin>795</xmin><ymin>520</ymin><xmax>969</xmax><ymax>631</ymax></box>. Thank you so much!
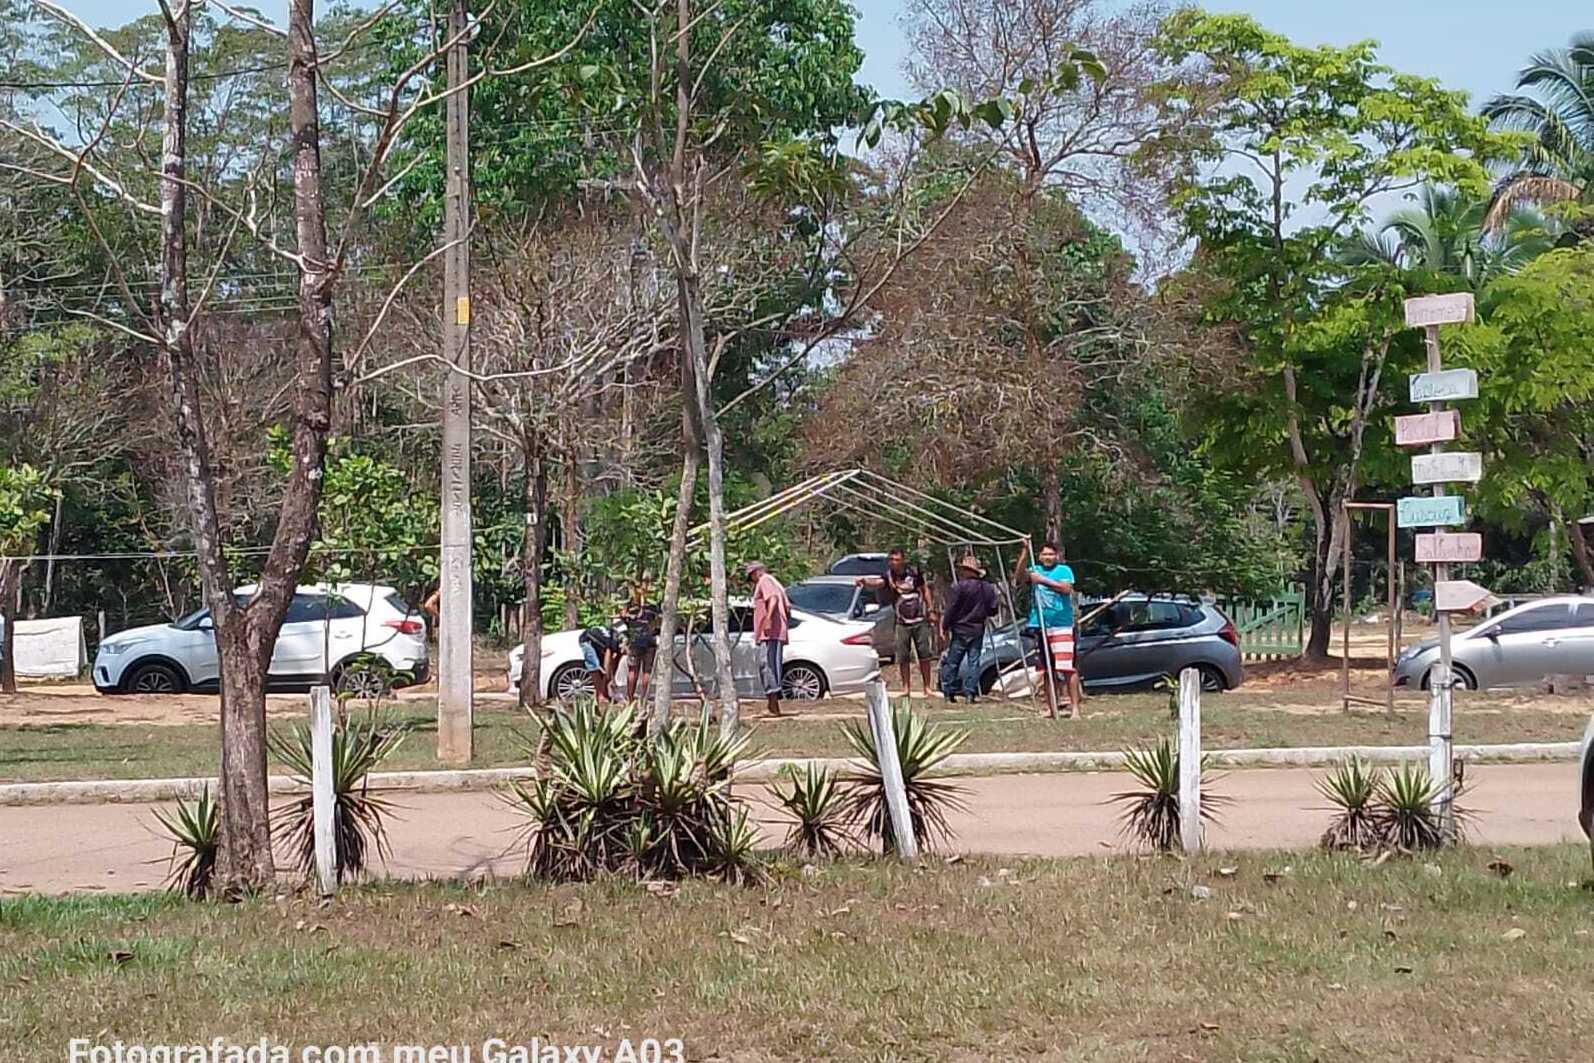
<box><xmin>1411</xmin><ymin>451</ymin><xmax>1484</xmax><ymax>485</ymax></box>
<box><xmin>1415</xmin><ymin>532</ymin><xmax>1483</xmax><ymax>564</ymax></box>
<box><xmin>1404</xmin><ymin>292</ymin><xmax>1476</xmax><ymax>328</ymax></box>
<box><xmin>1397</xmin><ymin>495</ymin><xmax>1467</xmax><ymax>528</ymax></box>
<box><xmin>1410</xmin><ymin>369</ymin><xmax>1479</xmax><ymax>403</ymax></box>
<box><xmin>1394</xmin><ymin>410</ymin><xmax>1461</xmax><ymax>447</ymax></box>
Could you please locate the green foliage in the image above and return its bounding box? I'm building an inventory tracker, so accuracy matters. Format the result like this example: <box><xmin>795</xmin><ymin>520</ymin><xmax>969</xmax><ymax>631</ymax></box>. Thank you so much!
<box><xmin>1482</xmin><ymin>32</ymin><xmax>1594</xmax><ymax>230</ymax></box>
<box><xmin>1316</xmin><ymin>756</ymin><xmax>1384</xmax><ymax>852</ymax></box>
<box><xmin>840</xmin><ymin>704</ymin><xmax>969</xmax><ymax>855</ymax></box>
<box><xmin>268</xmin><ymin>708</ymin><xmax>407</xmax><ymax>884</ymax></box>
<box><xmin>1378</xmin><ymin>764</ymin><xmax>1462</xmax><ymax>852</ymax></box>
<box><xmin>1151</xmin><ymin>11</ymin><xmax>1515</xmax><ymax>491</ymax></box>
<box><xmin>1450</xmin><ymin>249</ymin><xmax>1594</xmax><ymax>541</ymax></box>
<box><xmin>505</xmin><ymin>701</ymin><xmax>764</xmax><ymax>883</ymax></box>
<box><xmin>1112</xmin><ymin>738</ymin><xmax>1226</xmax><ymax>852</ymax></box>
<box><xmin>381</xmin><ymin>0</ymin><xmax>871</xmax><ymax>229</ymax></box>
<box><xmin>772</xmin><ymin>763</ymin><xmax>851</xmax><ymax>858</ymax></box>
<box><xmin>268</xmin><ymin>430</ymin><xmax>438</xmax><ymax>597</ymax></box>
<box><xmin>151</xmin><ymin>786</ymin><xmax>219</xmax><ymax>900</ymax></box>
<box><xmin>0</xmin><ymin>464</ymin><xmax>56</xmax><ymax>553</ymax></box>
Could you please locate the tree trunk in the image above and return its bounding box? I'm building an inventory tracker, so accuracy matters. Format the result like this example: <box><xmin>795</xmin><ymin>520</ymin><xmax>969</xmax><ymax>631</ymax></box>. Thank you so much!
<box><xmin>1042</xmin><ymin>466</ymin><xmax>1062</xmax><ymax>549</ymax></box>
<box><xmin>561</xmin><ymin>435</ymin><xmax>582</xmax><ymax>631</ymax></box>
<box><xmin>1304</xmin><ymin>491</ymin><xmax>1347</xmax><ymax>661</ymax></box>
<box><xmin>1568</xmin><ymin>518</ymin><xmax>1594</xmax><ymax>591</ymax></box>
<box><xmin>650</xmin><ymin>436</ymin><xmax>699</xmax><ymax>734</ymax></box>
<box><xmin>216</xmin><ymin>621</ymin><xmax>274</xmax><ymax>896</ymax></box>
<box><xmin>0</xmin><ymin>559</ymin><xmax>18</xmax><ymax>695</ymax></box>
<box><xmin>519</xmin><ymin>432</ymin><xmax>549</xmax><ymax>712</ymax></box>
<box><xmin>41</xmin><ymin>491</ymin><xmax>62</xmax><ymax>616</ymax></box>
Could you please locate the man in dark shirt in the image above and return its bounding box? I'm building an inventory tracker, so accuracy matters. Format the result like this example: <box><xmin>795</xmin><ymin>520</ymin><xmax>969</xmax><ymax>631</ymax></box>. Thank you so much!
<box><xmin>939</xmin><ymin>555</ymin><xmax>998</xmax><ymax>703</ymax></box>
<box><xmin>856</xmin><ymin>547</ymin><xmax>939</xmax><ymax>699</ymax></box>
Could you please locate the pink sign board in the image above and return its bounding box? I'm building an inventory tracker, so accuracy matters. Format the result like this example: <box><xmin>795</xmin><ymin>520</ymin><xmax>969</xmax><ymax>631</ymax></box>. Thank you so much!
<box><xmin>1415</xmin><ymin>532</ymin><xmax>1483</xmax><ymax>564</ymax></box>
<box><xmin>1394</xmin><ymin>410</ymin><xmax>1461</xmax><ymax>447</ymax></box>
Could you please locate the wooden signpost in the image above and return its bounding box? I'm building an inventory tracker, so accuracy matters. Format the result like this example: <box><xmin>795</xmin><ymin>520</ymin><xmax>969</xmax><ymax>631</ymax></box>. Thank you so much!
<box><xmin>1401</xmin><ymin>292</ymin><xmax>1487</xmax><ymax>839</ymax></box>
<box><xmin>1415</xmin><ymin>532</ymin><xmax>1483</xmax><ymax>564</ymax></box>
<box><xmin>1394</xmin><ymin>410</ymin><xmax>1461</xmax><ymax>447</ymax></box>
<box><xmin>1396</xmin><ymin>495</ymin><xmax>1467</xmax><ymax>528</ymax></box>
<box><xmin>1411</xmin><ymin>452</ymin><xmax>1484</xmax><ymax>485</ymax></box>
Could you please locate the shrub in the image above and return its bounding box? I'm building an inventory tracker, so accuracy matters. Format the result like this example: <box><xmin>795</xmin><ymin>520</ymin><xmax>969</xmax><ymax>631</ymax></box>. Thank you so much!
<box><xmin>152</xmin><ymin>785</ymin><xmax>219</xmax><ymax>899</ymax></box>
<box><xmin>841</xmin><ymin>702</ymin><xmax>969</xmax><ymax>855</ymax></box>
<box><xmin>505</xmin><ymin>700</ymin><xmax>764</xmax><ymax>883</ymax></box>
<box><xmin>1377</xmin><ymin>763</ymin><xmax>1465</xmax><ymax>851</ymax></box>
<box><xmin>772</xmin><ymin>763</ymin><xmax>851</xmax><ymax>858</ymax></box>
<box><xmin>1112</xmin><ymin>738</ymin><xmax>1227</xmax><ymax>851</ymax></box>
<box><xmin>1317</xmin><ymin>756</ymin><xmax>1384</xmax><ymax>852</ymax></box>
<box><xmin>269</xmin><ymin>707</ymin><xmax>405</xmax><ymax>883</ymax></box>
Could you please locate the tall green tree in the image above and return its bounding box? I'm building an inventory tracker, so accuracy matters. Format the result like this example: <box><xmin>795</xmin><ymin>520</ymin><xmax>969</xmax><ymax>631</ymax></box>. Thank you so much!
<box><xmin>1149</xmin><ymin>12</ymin><xmax>1513</xmax><ymax>658</ymax></box>
<box><xmin>0</xmin><ymin>464</ymin><xmax>57</xmax><ymax>693</ymax></box>
<box><xmin>1482</xmin><ymin>32</ymin><xmax>1594</xmax><ymax>234</ymax></box>
<box><xmin>1450</xmin><ymin>248</ymin><xmax>1594</xmax><ymax>587</ymax></box>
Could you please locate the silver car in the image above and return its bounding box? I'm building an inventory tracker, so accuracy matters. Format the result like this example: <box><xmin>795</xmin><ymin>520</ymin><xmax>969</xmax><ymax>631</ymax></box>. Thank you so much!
<box><xmin>1394</xmin><ymin>595</ymin><xmax>1594</xmax><ymax>690</ymax></box>
<box><xmin>508</xmin><ymin>601</ymin><xmax>881</xmax><ymax>702</ymax></box>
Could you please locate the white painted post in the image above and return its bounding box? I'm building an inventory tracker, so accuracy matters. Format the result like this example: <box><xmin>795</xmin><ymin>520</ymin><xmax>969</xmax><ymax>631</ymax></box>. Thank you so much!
<box><xmin>865</xmin><ymin>678</ymin><xmax>918</xmax><ymax>860</ymax></box>
<box><xmin>309</xmin><ymin>685</ymin><xmax>336</xmax><ymax>895</ymax></box>
<box><xmin>1178</xmin><ymin>666</ymin><xmax>1202</xmax><ymax>853</ymax></box>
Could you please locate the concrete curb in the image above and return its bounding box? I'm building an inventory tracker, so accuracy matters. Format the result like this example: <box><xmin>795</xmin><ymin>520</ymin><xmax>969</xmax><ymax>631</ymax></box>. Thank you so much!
<box><xmin>0</xmin><ymin>741</ymin><xmax>1578</xmax><ymax>807</ymax></box>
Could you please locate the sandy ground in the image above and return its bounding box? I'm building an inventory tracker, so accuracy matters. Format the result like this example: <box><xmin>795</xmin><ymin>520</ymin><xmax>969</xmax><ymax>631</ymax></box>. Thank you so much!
<box><xmin>1</xmin><ymin>762</ymin><xmax>1581</xmax><ymax>895</ymax></box>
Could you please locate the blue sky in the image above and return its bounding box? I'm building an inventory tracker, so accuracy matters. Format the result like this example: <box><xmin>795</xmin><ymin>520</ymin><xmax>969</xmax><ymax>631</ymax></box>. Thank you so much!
<box><xmin>52</xmin><ymin>0</ymin><xmax>1589</xmax><ymax>110</ymax></box>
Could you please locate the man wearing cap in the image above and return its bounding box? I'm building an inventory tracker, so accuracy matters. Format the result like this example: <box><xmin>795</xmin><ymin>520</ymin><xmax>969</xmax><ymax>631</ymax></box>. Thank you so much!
<box><xmin>746</xmin><ymin>561</ymin><xmax>791</xmax><ymax>717</ymax></box>
<box><xmin>939</xmin><ymin>555</ymin><xmax>999</xmax><ymax>703</ymax></box>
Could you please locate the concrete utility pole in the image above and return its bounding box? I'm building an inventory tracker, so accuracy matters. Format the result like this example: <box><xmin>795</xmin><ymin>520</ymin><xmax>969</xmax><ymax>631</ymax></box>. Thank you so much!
<box><xmin>437</xmin><ymin>0</ymin><xmax>474</xmax><ymax>763</ymax></box>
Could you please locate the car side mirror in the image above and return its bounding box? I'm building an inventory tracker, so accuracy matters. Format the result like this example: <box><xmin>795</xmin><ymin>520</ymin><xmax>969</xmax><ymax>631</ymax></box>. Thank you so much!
<box><xmin>863</xmin><ymin>602</ymin><xmax>881</xmax><ymax>615</ymax></box>
<box><xmin>197</xmin><ymin>619</ymin><xmax>215</xmax><ymax>632</ymax></box>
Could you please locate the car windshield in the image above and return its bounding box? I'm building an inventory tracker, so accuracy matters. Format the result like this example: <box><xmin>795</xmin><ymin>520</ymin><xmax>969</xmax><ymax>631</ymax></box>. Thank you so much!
<box><xmin>171</xmin><ymin>607</ymin><xmax>210</xmax><ymax>630</ymax></box>
<box><xmin>788</xmin><ymin>583</ymin><xmax>855</xmax><ymax>615</ymax></box>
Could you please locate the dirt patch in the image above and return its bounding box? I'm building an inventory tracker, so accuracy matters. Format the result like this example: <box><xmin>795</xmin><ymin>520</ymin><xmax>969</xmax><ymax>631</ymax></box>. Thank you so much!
<box><xmin>0</xmin><ymin>684</ymin><xmax>312</xmax><ymax>727</ymax></box>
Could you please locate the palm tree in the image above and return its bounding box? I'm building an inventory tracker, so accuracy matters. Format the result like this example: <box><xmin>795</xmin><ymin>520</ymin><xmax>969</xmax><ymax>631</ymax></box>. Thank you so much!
<box><xmin>1342</xmin><ymin>184</ymin><xmax>1555</xmax><ymax>289</ymax></box>
<box><xmin>1482</xmin><ymin>33</ymin><xmax>1594</xmax><ymax>232</ymax></box>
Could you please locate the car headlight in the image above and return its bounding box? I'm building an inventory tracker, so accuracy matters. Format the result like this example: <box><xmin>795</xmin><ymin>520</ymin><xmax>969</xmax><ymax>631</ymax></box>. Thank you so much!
<box><xmin>98</xmin><ymin>642</ymin><xmax>130</xmax><ymax>656</ymax></box>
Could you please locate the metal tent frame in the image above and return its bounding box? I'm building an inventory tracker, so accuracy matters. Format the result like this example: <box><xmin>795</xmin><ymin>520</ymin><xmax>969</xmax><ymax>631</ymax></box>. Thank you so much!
<box><xmin>687</xmin><ymin>468</ymin><xmax>1047</xmax><ymax>703</ymax></box>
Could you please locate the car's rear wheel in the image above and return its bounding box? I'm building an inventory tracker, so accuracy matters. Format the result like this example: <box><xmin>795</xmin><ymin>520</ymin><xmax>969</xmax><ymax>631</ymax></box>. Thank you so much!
<box><xmin>1196</xmin><ymin>664</ymin><xmax>1227</xmax><ymax>693</ymax></box>
<box><xmin>781</xmin><ymin>662</ymin><xmax>827</xmax><ymax>701</ymax></box>
<box><xmin>124</xmin><ymin>661</ymin><xmax>184</xmax><ymax>694</ymax></box>
<box><xmin>550</xmin><ymin>662</ymin><xmax>595</xmax><ymax>702</ymax></box>
<box><xmin>1421</xmin><ymin>664</ymin><xmax>1477</xmax><ymax>691</ymax></box>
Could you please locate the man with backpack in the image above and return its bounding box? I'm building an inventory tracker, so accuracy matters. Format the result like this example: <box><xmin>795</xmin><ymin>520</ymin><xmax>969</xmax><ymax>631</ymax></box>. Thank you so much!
<box><xmin>856</xmin><ymin>547</ymin><xmax>939</xmax><ymax>700</ymax></box>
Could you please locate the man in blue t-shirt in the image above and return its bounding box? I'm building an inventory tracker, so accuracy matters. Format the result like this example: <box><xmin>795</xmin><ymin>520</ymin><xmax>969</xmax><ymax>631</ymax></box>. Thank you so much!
<box><xmin>1012</xmin><ymin>541</ymin><xmax>1081</xmax><ymax>718</ymax></box>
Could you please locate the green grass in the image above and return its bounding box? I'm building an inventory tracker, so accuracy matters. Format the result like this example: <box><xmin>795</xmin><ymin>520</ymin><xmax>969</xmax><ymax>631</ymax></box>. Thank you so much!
<box><xmin>3</xmin><ymin>848</ymin><xmax>1593</xmax><ymax>1060</ymax></box>
<box><xmin>1</xmin><ymin>691</ymin><xmax>1585</xmax><ymax>784</ymax></box>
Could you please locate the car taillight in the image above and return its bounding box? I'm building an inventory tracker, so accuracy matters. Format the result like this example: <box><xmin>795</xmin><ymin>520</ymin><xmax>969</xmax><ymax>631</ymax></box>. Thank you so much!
<box><xmin>1218</xmin><ymin>620</ymin><xmax>1239</xmax><ymax>648</ymax></box>
<box><xmin>841</xmin><ymin>632</ymin><xmax>874</xmax><ymax>646</ymax></box>
<box><xmin>384</xmin><ymin>619</ymin><xmax>425</xmax><ymax>635</ymax></box>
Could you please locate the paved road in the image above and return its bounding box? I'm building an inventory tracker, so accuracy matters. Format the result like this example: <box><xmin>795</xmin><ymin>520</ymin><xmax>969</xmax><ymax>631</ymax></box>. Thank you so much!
<box><xmin>1</xmin><ymin>763</ymin><xmax>1582</xmax><ymax>894</ymax></box>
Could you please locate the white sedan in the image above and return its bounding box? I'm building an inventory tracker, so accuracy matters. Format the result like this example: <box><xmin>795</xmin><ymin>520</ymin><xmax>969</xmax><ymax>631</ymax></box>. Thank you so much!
<box><xmin>93</xmin><ymin>583</ymin><xmax>429</xmax><ymax>696</ymax></box>
<box><xmin>508</xmin><ymin>602</ymin><xmax>880</xmax><ymax>702</ymax></box>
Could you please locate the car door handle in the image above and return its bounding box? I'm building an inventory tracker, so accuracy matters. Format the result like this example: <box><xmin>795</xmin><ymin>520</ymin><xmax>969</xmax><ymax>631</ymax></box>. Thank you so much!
<box><xmin>1541</xmin><ymin>638</ymin><xmax>1560</xmax><ymax>648</ymax></box>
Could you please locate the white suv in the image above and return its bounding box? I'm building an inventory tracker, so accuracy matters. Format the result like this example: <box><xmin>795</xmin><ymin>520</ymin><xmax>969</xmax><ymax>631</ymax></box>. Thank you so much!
<box><xmin>93</xmin><ymin>583</ymin><xmax>428</xmax><ymax>697</ymax></box>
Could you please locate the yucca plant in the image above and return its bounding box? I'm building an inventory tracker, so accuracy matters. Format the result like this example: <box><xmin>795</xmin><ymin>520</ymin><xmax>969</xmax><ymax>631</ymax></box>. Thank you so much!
<box><xmin>1377</xmin><ymin>763</ymin><xmax>1465</xmax><ymax>851</ymax></box>
<box><xmin>152</xmin><ymin>785</ymin><xmax>220</xmax><ymax>899</ymax></box>
<box><xmin>1317</xmin><ymin>757</ymin><xmax>1386</xmax><ymax>852</ymax></box>
<box><xmin>773</xmin><ymin>763</ymin><xmax>852</xmax><ymax>858</ymax></box>
<box><xmin>841</xmin><ymin>703</ymin><xmax>969</xmax><ymax>854</ymax></box>
<box><xmin>1111</xmin><ymin>739</ymin><xmax>1227</xmax><ymax>852</ymax></box>
<box><xmin>269</xmin><ymin>708</ymin><xmax>405</xmax><ymax>883</ymax></box>
<box><xmin>504</xmin><ymin>700</ymin><xmax>764</xmax><ymax>883</ymax></box>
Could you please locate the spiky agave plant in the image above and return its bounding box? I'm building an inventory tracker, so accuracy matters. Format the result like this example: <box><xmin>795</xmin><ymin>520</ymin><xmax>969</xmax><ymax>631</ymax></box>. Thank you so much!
<box><xmin>842</xmin><ymin>703</ymin><xmax>969</xmax><ymax>855</ymax></box>
<box><xmin>1111</xmin><ymin>739</ymin><xmax>1228</xmax><ymax>851</ymax></box>
<box><xmin>152</xmin><ymin>785</ymin><xmax>220</xmax><ymax>899</ymax></box>
<box><xmin>269</xmin><ymin>709</ymin><xmax>405</xmax><ymax>883</ymax></box>
<box><xmin>773</xmin><ymin>763</ymin><xmax>851</xmax><ymax>858</ymax></box>
<box><xmin>702</xmin><ymin>805</ymin><xmax>766</xmax><ymax>885</ymax></box>
<box><xmin>1317</xmin><ymin>756</ymin><xmax>1385</xmax><ymax>852</ymax></box>
<box><xmin>1377</xmin><ymin>763</ymin><xmax>1465</xmax><ymax>851</ymax></box>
